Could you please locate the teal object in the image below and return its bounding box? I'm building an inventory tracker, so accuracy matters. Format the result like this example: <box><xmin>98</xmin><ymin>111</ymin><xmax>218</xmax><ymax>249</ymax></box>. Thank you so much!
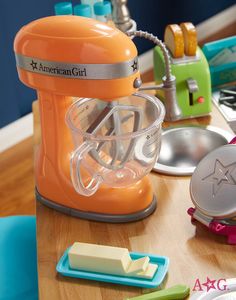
<box><xmin>0</xmin><ymin>216</ymin><xmax>38</xmax><ymax>300</ymax></box>
<box><xmin>126</xmin><ymin>284</ymin><xmax>190</xmax><ymax>300</ymax></box>
<box><xmin>57</xmin><ymin>247</ymin><xmax>169</xmax><ymax>288</ymax></box>
<box><xmin>202</xmin><ymin>36</ymin><xmax>236</xmax><ymax>87</ymax></box>
<box><xmin>153</xmin><ymin>47</ymin><xmax>212</xmax><ymax>119</ymax></box>
<box><xmin>202</xmin><ymin>36</ymin><xmax>236</xmax><ymax>60</ymax></box>
<box><xmin>209</xmin><ymin>63</ymin><xmax>236</xmax><ymax>88</ymax></box>
<box><xmin>54</xmin><ymin>2</ymin><xmax>73</xmax><ymax>15</ymax></box>
<box><xmin>94</xmin><ymin>1</ymin><xmax>112</xmax><ymax>16</ymax></box>
<box><xmin>74</xmin><ymin>4</ymin><xmax>91</xmax><ymax>18</ymax></box>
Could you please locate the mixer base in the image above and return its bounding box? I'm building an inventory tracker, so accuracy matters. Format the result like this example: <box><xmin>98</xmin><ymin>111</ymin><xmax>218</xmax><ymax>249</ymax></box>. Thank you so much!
<box><xmin>35</xmin><ymin>188</ymin><xmax>157</xmax><ymax>223</ymax></box>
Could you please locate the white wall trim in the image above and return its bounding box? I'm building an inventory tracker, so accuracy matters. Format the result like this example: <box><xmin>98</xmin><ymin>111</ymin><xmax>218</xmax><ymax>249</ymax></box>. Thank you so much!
<box><xmin>1</xmin><ymin>4</ymin><xmax>235</xmax><ymax>153</ymax></box>
<box><xmin>196</xmin><ymin>4</ymin><xmax>236</xmax><ymax>41</ymax></box>
<box><xmin>0</xmin><ymin>113</ymin><xmax>33</xmax><ymax>153</ymax></box>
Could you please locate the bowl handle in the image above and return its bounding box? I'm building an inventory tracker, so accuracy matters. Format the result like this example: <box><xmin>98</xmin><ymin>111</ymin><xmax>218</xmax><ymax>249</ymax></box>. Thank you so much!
<box><xmin>70</xmin><ymin>142</ymin><xmax>103</xmax><ymax>196</ymax></box>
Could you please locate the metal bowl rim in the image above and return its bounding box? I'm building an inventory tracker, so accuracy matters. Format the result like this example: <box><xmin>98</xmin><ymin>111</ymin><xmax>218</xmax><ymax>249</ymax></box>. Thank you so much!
<box><xmin>153</xmin><ymin>125</ymin><xmax>234</xmax><ymax>176</ymax></box>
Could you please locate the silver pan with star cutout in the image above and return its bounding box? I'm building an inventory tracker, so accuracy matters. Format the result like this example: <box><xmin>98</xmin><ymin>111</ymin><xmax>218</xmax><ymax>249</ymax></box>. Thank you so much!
<box><xmin>190</xmin><ymin>144</ymin><xmax>236</xmax><ymax>219</ymax></box>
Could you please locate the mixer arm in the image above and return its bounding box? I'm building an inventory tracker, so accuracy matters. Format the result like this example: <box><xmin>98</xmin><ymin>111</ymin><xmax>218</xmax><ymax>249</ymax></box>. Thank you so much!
<box><xmin>86</xmin><ymin>103</ymin><xmax>130</xmax><ymax>166</ymax></box>
<box><xmin>85</xmin><ymin>103</ymin><xmax>143</xmax><ymax>171</ymax></box>
<box><xmin>96</xmin><ymin>113</ymin><xmax>133</xmax><ymax>153</ymax></box>
<box><xmin>86</xmin><ymin>105</ymin><xmax>116</xmax><ymax>134</ymax></box>
<box><xmin>86</xmin><ymin>104</ymin><xmax>123</xmax><ymax>170</ymax></box>
<box><xmin>139</xmin><ymin>84</ymin><xmax>164</xmax><ymax>91</ymax></box>
<box><xmin>108</xmin><ymin>101</ymin><xmax>124</xmax><ymax>165</ymax></box>
<box><xmin>115</xmin><ymin>105</ymin><xmax>143</xmax><ymax>164</ymax></box>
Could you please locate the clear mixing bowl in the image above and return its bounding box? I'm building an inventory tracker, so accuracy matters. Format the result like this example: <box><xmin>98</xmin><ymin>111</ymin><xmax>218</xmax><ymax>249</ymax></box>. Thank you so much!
<box><xmin>66</xmin><ymin>92</ymin><xmax>165</xmax><ymax>196</ymax></box>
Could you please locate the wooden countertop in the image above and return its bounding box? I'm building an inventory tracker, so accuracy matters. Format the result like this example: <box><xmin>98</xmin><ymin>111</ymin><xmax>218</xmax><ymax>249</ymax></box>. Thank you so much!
<box><xmin>34</xmin><ymin>96</ymin><xmax>236</xmax><ymax>300</ymax></box>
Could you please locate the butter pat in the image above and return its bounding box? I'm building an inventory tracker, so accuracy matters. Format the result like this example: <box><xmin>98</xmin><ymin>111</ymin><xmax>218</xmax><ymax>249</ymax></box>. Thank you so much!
<box><xmin>135</xmin><ymin>263</ymin><xmax>158</xmax><ymax>279</ymax></box>
<box><xmin>68</xmin><ymin>242</ymin><xmax>157</xmax><ymax>279</ymax></box>
<box><xmin>126</xmin><ymin>256</ymin><xmax>150</xmax><ymax>274</ymax></box>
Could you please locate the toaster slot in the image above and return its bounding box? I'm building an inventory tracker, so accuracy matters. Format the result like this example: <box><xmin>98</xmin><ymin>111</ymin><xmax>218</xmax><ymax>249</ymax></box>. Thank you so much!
<box><xmin>189</xmin><ymin>92</ymin><xmax>194</xmax><ymax>106</ymax></box>
<box><xmin>186</xmin><ymin>78</ymin><xmax>199</xmax><ymax>106</ymax></box>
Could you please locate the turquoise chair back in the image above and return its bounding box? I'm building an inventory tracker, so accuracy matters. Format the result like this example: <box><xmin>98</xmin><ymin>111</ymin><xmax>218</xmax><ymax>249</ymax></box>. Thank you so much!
<box><xmin>0</xmin><ymin>216</ymin><xmax>38</xmax><ymax>300</ymax></box>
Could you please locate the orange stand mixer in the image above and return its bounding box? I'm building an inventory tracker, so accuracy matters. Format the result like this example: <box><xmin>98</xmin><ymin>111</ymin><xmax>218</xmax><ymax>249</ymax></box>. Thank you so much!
<box><xmin>14</xmin><ymin>16</ymin><xmax>165</xmax><ymax>222</ymax></box>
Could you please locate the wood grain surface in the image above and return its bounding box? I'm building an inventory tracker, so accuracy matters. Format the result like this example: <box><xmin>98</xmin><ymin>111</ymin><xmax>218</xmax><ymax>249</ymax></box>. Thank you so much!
<box><xmin>0</xmin><ymin>137</ymin><xmax>35</xmax><ymax>216</ymax></box>
<box><xmin>34</xmin><ymin>92</ymin><xmax>236</xmax><ymax>300</ymax></box>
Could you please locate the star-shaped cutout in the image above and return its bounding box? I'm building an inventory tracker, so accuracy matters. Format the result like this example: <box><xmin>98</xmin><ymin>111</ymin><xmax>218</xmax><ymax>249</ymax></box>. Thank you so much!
<box><xmin>202</xmin><ymin>159</ymin><xmax>236</xmax><ymax>197</ymax></box>
<box><xmin>30</xmin><ymin>60</ymin><xmax>38</xmax><ymax>70</ymax></box>
<box><xmin>131</xmin><ymin>59</ymin><xmax>138</xmax><ymax>72</ymax></box>
<box><xmin>202</xmin><ymin>277</ymin><xmax>216</xmax><ymax>292</ymax></box>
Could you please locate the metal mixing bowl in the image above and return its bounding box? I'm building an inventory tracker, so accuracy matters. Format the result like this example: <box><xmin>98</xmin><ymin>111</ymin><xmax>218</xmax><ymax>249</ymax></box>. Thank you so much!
<box><xmin>153</xmin><ymin>125</ymin><xmax>233</xmax><ymax>176</ymax></box>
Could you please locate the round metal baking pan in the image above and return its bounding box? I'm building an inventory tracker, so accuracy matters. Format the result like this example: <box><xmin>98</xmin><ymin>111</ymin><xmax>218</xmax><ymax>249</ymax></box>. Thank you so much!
<box><xmin>190</xmin><ymin>144</ymin><xmax>236</xmax><ymax>219</ymax></box>
<box><xmin>153</xmin><ymin>125</ymin><xmax>233</xmax><ymax>176</ymax></box>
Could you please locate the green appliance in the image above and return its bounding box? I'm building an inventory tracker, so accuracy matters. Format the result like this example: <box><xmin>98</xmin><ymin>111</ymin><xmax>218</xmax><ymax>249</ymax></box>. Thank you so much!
<box><xmin>153</xmin><ymin>46</ymin><xmax>212</xmax><ymax>119</ymax></box>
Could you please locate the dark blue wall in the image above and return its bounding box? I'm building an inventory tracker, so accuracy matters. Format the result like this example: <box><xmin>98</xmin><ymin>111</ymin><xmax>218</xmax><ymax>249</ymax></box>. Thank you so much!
<box><xmin>129</xmin><ymin>0</ymin><xmax>235</xmax><ymax>54</ymax></box>
<box><xmin>0</xmin><ymin>0</ymin><xmax>235</xmax><ymax>128</ymax></box>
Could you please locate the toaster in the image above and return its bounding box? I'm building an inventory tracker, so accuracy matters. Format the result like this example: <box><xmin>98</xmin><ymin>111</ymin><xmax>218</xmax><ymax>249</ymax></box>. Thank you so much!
<box><xmin>153</xmin><ymin>46</ymin><xmax>212</xmax><ymax>119</ymax></box>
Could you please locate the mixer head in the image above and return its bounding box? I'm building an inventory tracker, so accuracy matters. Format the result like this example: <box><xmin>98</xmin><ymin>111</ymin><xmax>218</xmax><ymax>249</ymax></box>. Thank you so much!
<box><xmin>14</xmin><ymin>16</ymin><xmax>141</xmax><ymax>99</ymax></box>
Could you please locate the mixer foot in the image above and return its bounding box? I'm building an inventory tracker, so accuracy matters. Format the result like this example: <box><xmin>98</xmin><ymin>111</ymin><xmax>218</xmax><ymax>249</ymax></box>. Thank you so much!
<box><xmin>35</xmin><ymin>188</ymin><xmax>157</xmax><ymax>223</ymax></box>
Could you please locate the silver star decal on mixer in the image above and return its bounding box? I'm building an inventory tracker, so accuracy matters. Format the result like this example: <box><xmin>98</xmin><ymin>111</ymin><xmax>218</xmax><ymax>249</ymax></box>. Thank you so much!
<box><xmin>30</xmin><ymin>60</ymin><xmax>38</xmax><ymax>70</ymax></box>
<box><xmin>131</xmin><ymin>60</ymin><xmax>138</xmax><ymax>72</ymax></box>
<box><xmin>202</xmin><ymin>159</ymin><xmax>236</xmax><ymax>197</ymax></box>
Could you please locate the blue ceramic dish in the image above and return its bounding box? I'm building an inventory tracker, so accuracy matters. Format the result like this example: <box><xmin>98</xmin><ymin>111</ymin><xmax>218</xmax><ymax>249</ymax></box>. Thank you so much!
<box><xmin>56</xmin><ymin>247</ymin><xmax>169</xmax><ymax>288</ymax></box>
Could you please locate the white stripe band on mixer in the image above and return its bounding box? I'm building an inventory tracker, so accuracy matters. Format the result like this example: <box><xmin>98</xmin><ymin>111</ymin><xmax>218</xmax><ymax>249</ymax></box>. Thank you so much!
<box><xmin>15</xmin><ymin>54</ymin><xmax>139</xmax><ymax>80</ymax></box>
